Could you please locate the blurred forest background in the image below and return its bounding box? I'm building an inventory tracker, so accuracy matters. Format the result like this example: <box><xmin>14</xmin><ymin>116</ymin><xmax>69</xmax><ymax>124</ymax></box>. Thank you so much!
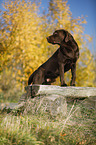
<box><xmin>0</xmin><ymin>0</ymin><xmax>96</xmax><ymax>102</ymax></box>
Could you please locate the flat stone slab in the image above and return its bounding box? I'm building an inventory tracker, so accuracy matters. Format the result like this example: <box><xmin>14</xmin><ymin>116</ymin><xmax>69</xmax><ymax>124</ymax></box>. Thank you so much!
<box><xmin>26</xmin><ymin>85</ymin><xmax>96</xmax><ymax>98</ymax></box>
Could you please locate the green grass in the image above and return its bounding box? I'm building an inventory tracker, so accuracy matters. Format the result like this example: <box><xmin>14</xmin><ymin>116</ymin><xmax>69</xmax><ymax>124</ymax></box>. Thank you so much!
<box><xmin>0</xmin><ymin>99</ymin><xmax>96</xmax><ymax>145</ymax></box>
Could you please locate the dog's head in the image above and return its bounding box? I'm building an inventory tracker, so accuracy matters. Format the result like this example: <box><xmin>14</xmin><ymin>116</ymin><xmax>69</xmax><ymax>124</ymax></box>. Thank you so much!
<box><xmin>47</xmin><ymin>29</ymin><xmax>72</xmax><ymax>45</ymax></box>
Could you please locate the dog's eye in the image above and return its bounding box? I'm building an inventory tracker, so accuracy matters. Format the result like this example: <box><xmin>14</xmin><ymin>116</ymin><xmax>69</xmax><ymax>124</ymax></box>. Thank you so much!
<box><xmin>54</xmin><ymin>32</ymin><xmax>58</xmax><ymax>36</ymax></box>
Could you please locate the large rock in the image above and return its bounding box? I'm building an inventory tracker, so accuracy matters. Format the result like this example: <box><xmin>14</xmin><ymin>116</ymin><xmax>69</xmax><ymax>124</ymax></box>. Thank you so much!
<box><xmin>17</xmin><ymin>85</ymin><xmax>96</xmax><ymax>116</ymax></box>
<box><xmin>22</xmin><ymin>94</ymin><xmax>67</xmax><ymax>116</ymax></box>
<box><xmin>1</xmin><ymin>85</ymin><xmax>95</xmax><ymax>116</ymax></box>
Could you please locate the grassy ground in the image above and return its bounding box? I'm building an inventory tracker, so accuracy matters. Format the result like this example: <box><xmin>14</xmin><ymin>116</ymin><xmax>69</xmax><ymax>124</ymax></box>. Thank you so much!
<box><xmin>0</xmin><ymin>98</ymin><xmax>96</xmax><ymax>145</ymax></box>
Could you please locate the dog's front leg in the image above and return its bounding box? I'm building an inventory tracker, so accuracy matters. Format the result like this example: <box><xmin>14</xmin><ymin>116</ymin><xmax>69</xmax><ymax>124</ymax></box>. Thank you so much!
<box><xmin>59</xmin><ymin>63</ymin><xmax>67</xmax><ymax>86</ymax></box>
<box><xmin>70</xmin><ymin>63</ymin><xmax>76</xmax><ymax>86</ymax></box>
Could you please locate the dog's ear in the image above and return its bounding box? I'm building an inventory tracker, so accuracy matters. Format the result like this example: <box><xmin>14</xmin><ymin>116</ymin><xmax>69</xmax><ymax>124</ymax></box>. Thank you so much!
<box><xmin>64</xmin><ymin>31</ymin><xmax>72</xmax><ymax>42</ymax></box>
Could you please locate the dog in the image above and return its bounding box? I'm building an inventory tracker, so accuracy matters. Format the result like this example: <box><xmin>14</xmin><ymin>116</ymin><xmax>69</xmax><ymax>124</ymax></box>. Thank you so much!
<box><xmin>28</xmin><ymin>29</ymin><xmax>79</xmax><ymax>86</ymax></box>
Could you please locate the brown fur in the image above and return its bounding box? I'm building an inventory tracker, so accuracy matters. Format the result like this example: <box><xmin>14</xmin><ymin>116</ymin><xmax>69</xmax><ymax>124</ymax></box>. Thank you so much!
<box><xmin>28</xmin><ymin>29</ymin><xmax>79</xmax><ymax>86</ymax></box>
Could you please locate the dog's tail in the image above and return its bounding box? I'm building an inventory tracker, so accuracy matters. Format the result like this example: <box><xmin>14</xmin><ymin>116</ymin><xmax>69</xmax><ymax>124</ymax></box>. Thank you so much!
<box><xmin>28</xmin><ymin>73</ymin><xmax>34</xmax><ymax>85</ymax></box>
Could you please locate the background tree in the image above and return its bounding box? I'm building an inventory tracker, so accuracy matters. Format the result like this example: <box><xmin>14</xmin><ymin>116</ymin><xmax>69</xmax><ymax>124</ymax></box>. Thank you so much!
<box><xmin>0</xmin><ymin>0</ymin><xmax>49</xmax><ymax>92</ymax></box>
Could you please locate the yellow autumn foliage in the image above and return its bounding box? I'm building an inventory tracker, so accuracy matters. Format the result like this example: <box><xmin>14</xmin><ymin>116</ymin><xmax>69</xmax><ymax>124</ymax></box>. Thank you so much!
<box><xmin>0</xmin><ymin>0</ymin><xmax>49</xmax><ymax>88</ymax></box>
<box><xmin>0</xmin><ymin>0</ymin><xmax>95</xmax><ymax>97</ymax></box>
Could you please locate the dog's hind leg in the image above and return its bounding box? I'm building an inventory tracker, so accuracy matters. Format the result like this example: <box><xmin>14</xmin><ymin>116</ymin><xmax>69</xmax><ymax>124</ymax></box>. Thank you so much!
<box><xmin>33</xmin><ymin>68</ymin><xmax>45</xmax><ymax>84</ymax></box>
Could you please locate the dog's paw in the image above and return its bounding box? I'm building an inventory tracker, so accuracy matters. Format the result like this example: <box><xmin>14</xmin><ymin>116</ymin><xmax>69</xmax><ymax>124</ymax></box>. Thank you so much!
<box><xmin>70</xmin><ymin>83</ymin><xmax>75</xmax><ymax>86</ymax></box>
<box><xmin>61</xmin><ymin>83</ymin><xmax>67</xmax><ymax>87</ymax></box>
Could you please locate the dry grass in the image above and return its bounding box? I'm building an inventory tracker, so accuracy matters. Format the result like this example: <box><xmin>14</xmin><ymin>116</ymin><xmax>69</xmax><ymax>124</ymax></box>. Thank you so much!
<box><xmin>0</xmin><ymin>98</ymin><xmax>96</xmax><ymax>145</ymax></box>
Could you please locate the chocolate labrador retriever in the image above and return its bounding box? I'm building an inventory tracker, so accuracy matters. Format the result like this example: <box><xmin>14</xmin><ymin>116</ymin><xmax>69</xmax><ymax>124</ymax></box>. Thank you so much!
<box><xmin>28</xmin><ymin>29</ymin><xmax>79</xmax><ymax>86</ymax></box>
